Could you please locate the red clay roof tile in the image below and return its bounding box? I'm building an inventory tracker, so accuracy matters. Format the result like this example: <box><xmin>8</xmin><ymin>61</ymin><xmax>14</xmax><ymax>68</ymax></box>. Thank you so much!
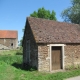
<box><xmin>0</xmin><ymin>30</ymin><xmax>18</xmax><ymax>38</ymax></box>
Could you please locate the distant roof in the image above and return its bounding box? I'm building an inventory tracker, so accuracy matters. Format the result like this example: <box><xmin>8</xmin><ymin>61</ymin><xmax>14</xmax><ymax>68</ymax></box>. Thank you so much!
<box><xmin>27</xmin><ymin>17</ymin><xmax>80</xmax><ymax>43</ymax></box>
<box><xmin>0</xmin><ymin>30</ymin><xmax>18</xmax><ymax>38</ymax></box>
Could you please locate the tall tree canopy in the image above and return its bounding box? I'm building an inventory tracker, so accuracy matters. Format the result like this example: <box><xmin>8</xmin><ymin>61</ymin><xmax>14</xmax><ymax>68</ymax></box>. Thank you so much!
<box><xmin>30</xmin><ymin>7</ymin><xmax>57</xmax><ymax>20</ymax></box>
<box><xmin>61</xmin><ymin>0</ymin><xmax>80</xmax><ymax>24</ymax></box>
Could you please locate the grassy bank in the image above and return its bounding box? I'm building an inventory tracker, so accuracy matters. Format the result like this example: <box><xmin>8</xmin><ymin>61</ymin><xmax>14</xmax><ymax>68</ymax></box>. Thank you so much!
<box><xmin>0</xmin><ymin>50</ymin><xmax>80</xmax><ymax>80</ymax></box>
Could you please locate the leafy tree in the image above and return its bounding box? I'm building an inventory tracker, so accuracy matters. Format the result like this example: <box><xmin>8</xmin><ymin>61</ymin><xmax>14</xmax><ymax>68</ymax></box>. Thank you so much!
<box><xmin>19</xmin><ymin>38</ymin><xmax>23</xmax><ymax>46</ymax></box>
<box><xmin>61</xmin><ymin>0</ymin><xmax>80</xmax><ymax>24</ymax></box>
<box><xmin>20</xmin><ymin>8</ymin><xmax>57</xmax><ymax>46</ymax></box>
<box><xmin>30</xmin><ymin>7</ymin><xmax>57</xmax><ymax>20</ymax></box>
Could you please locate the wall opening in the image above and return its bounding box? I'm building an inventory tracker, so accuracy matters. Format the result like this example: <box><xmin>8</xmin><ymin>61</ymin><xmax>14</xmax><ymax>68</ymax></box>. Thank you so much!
<box><xmin>50</xmin><ymin>44</ymin><xmax>65</xmax><ymax>71</ymax></box>
<box><xmin>51</xmin><ymin>46</ymin><xmax>62</xmax><ymax>70</ymax></box>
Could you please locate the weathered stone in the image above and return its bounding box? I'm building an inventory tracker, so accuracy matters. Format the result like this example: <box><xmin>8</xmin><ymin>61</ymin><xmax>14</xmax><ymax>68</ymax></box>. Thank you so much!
<box><xmin>23</xmin><ymin>18</ymin><xmax>80</xmax><ymax>72</ymax></box>
<box><xmin>65</xmin><ymin>44</ymin><xmax>80</xmax><ymax>69</ymax></box>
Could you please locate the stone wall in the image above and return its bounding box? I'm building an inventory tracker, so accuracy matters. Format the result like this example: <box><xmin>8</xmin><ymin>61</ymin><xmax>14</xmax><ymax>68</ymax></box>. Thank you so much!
<box><xmin>23</xmin><ymin>21</ymin><xmax>38</xmax><ymax>68</ymax></box>
<box><xmin>64</xmin><ymin>44</ymin><xmax>80</xmax><ymax>69</ymax></box>
<box><xmin>38</xmin><ymin>43</ymin><xmax>80</xmax><ymax>71</ymax></box>
<box><xmin>23</xmin><ymin>21</ymin><xmax>80</xmax><ymax>71</ymax></box>
<box><xmin>0</xmin><ymin>44</ymin><xmax>10</xmax><ymax>50</ymax></box>
<box><xmin>0</xmin><ymin>38</ymin><xmax>18</xmax><ymax>49</ymax></box>
<box><xmin>38</xmin><ymin>44</ymin><xmax>50</xmax><ymax>72</ymax></box>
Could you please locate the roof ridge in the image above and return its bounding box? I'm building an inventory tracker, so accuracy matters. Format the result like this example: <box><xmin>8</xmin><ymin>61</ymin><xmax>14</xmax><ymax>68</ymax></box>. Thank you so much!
<box><xmin>27</xmin><ymin>17</ymin><xmax>80</xmax><ymax>26</ymax></box>
<box><xmin>0</xmin><ymin>30</ymin><xmax>18</xmax><ymax>31</ymax></box>
<box><xmin>26</xmin><ymin>16</ymin><xmax>80</xmax><ymax>43</ymax></box>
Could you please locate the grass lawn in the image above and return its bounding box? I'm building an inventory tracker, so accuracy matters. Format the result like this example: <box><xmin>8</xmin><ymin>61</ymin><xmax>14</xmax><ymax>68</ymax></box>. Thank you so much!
<box><xmin>0</xmin><ymin>50</ymin><xmax>80</xmax><ymax>80</ymax></box>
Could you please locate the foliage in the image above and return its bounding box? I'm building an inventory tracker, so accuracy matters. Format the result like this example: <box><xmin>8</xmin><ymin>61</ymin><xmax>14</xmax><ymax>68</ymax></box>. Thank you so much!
<box><xmin>0</xmin><ymin>50</ymin><xmax>80</xmax><ymax>80</ymax></box>
<box><xmin>0</xmin><ymin>55</ymin><xmax>22</xmax><ymax>65</ymax></box>
<box><xmin>19</xmin><ymin>39</ymin><xmax>23</xmax><ymax>46</ymax></box>
<box><xmin>0</xmin><ymin>50</ymin><xmax>23</xmax><ymax>55</ymax></box>
<box><xmin>20</xmin><ymin>7</ymin><xmax>57</xmax><ymax>46</ymax></box>
<box><xmin>61</xmin><ymin>0</ymin><xmax>80</xmax><ymax>24</ymax></box>
<box><xmin>30</xmin><ymin>7</ymin><xmax>57</xmax><ymax>20</ymax></box>
<box><xmin>0</xmin><ymin>50</ymin><xmax>22</xmax><ymax>64</ymax></box>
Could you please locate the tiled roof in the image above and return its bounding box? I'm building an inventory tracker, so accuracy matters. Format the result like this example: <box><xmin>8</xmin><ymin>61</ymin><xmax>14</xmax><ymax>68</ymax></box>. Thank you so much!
<box><xmin>0</xmin><ymin>30</ymin><xmax>18</xmax><ymax>38</ymax></box>
<box><xmin>27</xmin><ymin>17</ymin><xmax>80</xmax><ymax>43</ymax></box>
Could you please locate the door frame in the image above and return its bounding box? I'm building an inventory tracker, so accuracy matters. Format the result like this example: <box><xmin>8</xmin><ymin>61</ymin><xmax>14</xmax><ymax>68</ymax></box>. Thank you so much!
<box><xmin>49</xmin><ymin>44</ymin><xmax>65</xmax><ymax>71</ymax></box>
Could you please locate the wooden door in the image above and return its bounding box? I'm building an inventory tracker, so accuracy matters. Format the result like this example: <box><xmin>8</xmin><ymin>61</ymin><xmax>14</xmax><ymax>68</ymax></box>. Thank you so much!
<box><xmin>52</xmin><ymin>46</ymin><xmax>62</xmax><ymax>70</ymax></box>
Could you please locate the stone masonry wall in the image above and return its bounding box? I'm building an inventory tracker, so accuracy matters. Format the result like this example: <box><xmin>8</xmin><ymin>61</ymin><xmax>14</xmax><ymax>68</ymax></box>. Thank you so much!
<box><xmin>38</xmin><ymin>44</ymin><xmax>50</xmax><ymax>72</ymax></box>
<box><xmin>23</xmin><ymin>21</ymin><xmax>38</xmax><ymax>68</ymax></box>
<box><xmin>38</xmin><ymin>44</ymin><xmax>80</xmax><ymax>71</ymax></box>
<box><xmin>64</xmin><ymin>44</ymin><xmax>80</xmax><ymax>69</ymax></box>
<box><xmin>0</xmin><ymin>38</ymin><xmax>17</xmax><ymax>49</ymax></box>
<box><xmin>23</xmin><ymin>21</ymin><xmax>80</xmax><ymax>71</ymax></box>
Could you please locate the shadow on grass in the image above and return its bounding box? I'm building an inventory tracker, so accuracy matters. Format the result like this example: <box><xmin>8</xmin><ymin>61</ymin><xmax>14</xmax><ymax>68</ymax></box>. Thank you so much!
<box><xmin>16</xmin><ymin>52</ymin><xmax>23</xmax><ymax>55</ymax></box>
<box><xmin>12</xmin><ymin>63</ymin><xmax>37</xmax><ymax>71</ymax></box>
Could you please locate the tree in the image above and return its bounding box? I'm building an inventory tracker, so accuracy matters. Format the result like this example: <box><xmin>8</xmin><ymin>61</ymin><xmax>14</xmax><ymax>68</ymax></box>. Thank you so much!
<box><xmin>20</xmin><ymin>8</ymin><xmax>57</xmax><ymax>46</ymax></box>
<box><xmin>61</xmin><ymin>0</ymin><xmax>80</xmax><ymax>24</ymax></box>
<box><xmin>30</xmin><ymin>7</ymin><xmax>57</xmax><ymax>20</ymax></box>
<box><xmin>19</xmin><ymin>38</ymin><xmax>23</xmax><ymax>46</ymax></box>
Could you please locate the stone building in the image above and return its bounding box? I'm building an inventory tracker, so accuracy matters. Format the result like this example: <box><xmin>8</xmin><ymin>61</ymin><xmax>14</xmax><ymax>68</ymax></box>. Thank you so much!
<box><xmin>23</xmin><ymin>17</ymin><xmax>80</xmax><ymax>72</ymax></box>
<box><xmin>0</xmin><ymin>30</ymin><xmax>18</xmax><ymax>49</ymax></box>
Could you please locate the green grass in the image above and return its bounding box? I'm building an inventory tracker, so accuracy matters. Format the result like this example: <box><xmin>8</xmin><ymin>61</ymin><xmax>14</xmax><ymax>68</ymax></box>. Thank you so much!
<box><xmin>0</xmin><ymin>50</ymin><xmax>80</xmax><ymax>80</ymax></box>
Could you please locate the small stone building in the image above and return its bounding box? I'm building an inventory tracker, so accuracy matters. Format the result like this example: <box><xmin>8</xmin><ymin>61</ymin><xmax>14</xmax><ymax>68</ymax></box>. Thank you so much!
<box><xmin>23</xmin><ymin>17</ymin><xmax>80</xmax><ymax>72</ymax></box>
<box><xmin>0</xmin><ymin>30</ymin><xmax>18</xmax><ymax>49</ymax></box>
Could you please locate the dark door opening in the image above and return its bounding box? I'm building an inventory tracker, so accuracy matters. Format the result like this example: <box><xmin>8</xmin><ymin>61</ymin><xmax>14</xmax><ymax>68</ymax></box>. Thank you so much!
<box><xmin>52</xmin><ymin>46</ymin><xmax>62</xmax><ymax>70</ymax></box>
<box><xmin>11</xmin><ymin>43</ymin><xmax>13</xmax><ymax>48</ymax></box>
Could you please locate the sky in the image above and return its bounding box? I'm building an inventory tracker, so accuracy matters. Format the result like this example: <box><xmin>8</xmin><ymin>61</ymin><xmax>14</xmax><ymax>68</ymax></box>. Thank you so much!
<box><xmin>0</xmin><ymin>0</ymin><xmax>71</xmax><ymax>43</ymax></box>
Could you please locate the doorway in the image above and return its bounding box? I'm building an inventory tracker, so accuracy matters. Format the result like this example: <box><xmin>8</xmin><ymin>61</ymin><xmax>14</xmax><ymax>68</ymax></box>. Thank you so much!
<box><xmin>51</xmin><ymin>46</ymin><xmax>62</xmax><ymax>70</ymax></box>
